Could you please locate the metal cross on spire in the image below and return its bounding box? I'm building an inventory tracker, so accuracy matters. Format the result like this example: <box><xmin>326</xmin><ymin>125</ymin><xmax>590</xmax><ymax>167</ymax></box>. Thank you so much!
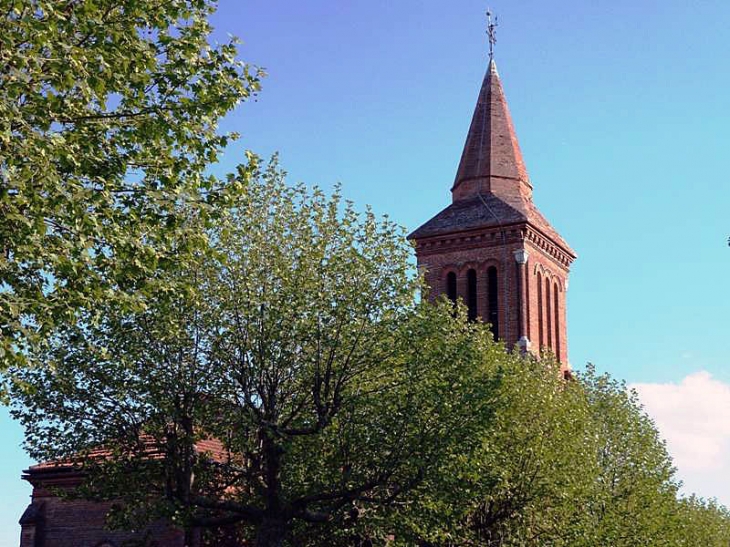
<box><xmin>486</xmin><ymin>9</ymin><xmax>498</xmax><ymax>60</ymax></box>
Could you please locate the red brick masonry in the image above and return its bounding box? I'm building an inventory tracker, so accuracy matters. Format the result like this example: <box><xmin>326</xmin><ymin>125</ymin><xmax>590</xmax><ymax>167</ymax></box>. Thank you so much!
<box><xmin>409</xmin><ymin>59</ymin><xmax>576</xmax><ymax>368</ymax></box>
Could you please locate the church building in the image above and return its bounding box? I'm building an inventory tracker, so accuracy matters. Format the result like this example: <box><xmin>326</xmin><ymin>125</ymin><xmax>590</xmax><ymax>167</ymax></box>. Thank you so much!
<box><xmin>18</xmin><ymin>35</ymin><xmax>576</xmax><ymax>547</ymax></box>
<box><xmin>408</xmin><ymin>57</ymin><xmax>576</xmax><ymax>369</ymax></box>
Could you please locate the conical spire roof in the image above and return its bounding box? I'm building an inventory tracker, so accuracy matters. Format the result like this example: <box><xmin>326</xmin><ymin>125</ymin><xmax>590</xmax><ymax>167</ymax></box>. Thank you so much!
<box><xmin>410</xmin><ymin>59</ymin><xmax>575</xmax><ymax>258</ymax></box>
<box><xmin>452</xmin><ymin>59</ymin><xmax>531</xmax><ymax>203</ymax></box>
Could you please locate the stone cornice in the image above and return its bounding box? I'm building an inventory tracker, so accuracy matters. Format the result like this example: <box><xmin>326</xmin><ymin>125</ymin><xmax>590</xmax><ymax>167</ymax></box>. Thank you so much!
<box><xmin>524</xmin><ymin>225</ymin><xmax>574</xmax><ymax>268</ymax></box>
<box><xmin>414</xmin><ymin>223</ymin><xmax>525</xmax><ymax>256</ymax></box>
<box><xmin>22</xmin><ymin>465</ymin><xmax>84</xmax><ymax>493</ymax></box>
<box><xmin>414</xmin><ymin>221</ymin><xmax>575</xmax><ymax>268</ymax></box>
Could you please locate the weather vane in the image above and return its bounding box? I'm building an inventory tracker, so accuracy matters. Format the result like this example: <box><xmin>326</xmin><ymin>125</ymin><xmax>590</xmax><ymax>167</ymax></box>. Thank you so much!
<box><xmin>486</xmin><ymin>9</ymin><xmax>498</xmax><ymax>59</ymax></box>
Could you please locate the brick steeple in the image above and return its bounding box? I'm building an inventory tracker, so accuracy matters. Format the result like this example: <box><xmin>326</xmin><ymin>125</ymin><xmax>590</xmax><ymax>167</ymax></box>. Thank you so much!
<box><xmin>409</xmin><ymin>56</ymin><xmax>577</xmax><ymax>369</ymax></box>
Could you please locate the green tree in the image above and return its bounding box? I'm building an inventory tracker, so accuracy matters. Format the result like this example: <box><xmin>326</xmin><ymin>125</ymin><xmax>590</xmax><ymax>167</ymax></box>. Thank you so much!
<box><xmin>10</xmin><ymin>162</ymin><xmax>502</xmax><ymax>547</ymax></box>
<box><xmin>464</xmin><ymin>358</ymin><xmax>597</xmax><ymax>546</ymax></box>
<box><xmin>676</xmin><ymin>495</ymin><xmax>730</xmax><ymax>546</ymax></box>
<box><xmin>0</xmin><ymin>0</ymin><xmax>261</xmax><ymax>370</ymax></box>
<box><xmin>10</xmin><ymin>160</ymin><xmax>730</xmax><ymax>545</ymax></box>
<box><xmin>394</xmin><ymin>359</ymin><xmax>707</xmax><ymax>547</ymax></box>
<box><xmin>576</xmin><ymin>365</ymin><xmax>681</xmax><ymax>546</ymax></box>
<box><xmin>395</xmin><ymin>354</ymin><xmax>596</xmax><ymax>546</ymax></box>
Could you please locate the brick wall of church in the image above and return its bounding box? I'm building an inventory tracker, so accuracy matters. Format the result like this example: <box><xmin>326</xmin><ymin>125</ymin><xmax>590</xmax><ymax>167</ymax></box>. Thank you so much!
<box><xmin>524</xmin><ymin>240</ymin><xmax>570</xmax><ymax>366</ymax></box>
<box><xmin>20</xmin><ymin>484</ymin><xmax>188</xmax><ymax>547</ymax></box>
<box><xmin>416</xmin><ymin>230</ymin><xmax>526</xmax><ymax>350</ymax></box>
<box><xmin>415</xmin><ymin>228</ymin><xmax>570</xmax><ymax>367</ymax></box>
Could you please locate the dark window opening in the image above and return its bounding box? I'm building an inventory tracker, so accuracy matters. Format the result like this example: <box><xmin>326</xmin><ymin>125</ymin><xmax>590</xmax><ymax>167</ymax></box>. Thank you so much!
<box><xmin>446</xmin><ymin>272</ymin><xmax>457</xmax><ymax>304</ymax></box>
<box><xmin>467</xmin><ymin>269</ymin><xmax>478</xmax><ymax>322</ymax></box>
<box><xmin>545</xmin><ymin>278</ymin><xmax>552</xmax><ymax>350</ymax></box>
<box><xmin>487</xmin><ymin>266</ymin><xmax>499</xmax><ymax>340</ymax></box>
<box><xmin>554</xmin><ymin>283</ymin><xmax>561</xmax><ymax>361</ymax></box>
<box><xmin>537</xmin><ymin>273</ymin><xmax>544</xmax><ymax>349</ymax></box>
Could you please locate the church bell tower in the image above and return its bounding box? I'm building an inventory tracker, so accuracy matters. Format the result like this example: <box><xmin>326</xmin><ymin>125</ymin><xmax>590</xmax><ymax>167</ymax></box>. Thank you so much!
<box><xmin>408</xmin><ymin>49</ymin><xmax>576</xmax><ymax>367</ymax></box>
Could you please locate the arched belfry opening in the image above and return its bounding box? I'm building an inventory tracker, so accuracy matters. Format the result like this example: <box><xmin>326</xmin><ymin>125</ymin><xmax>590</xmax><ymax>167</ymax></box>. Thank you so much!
<box><xmin>537</xmin><ymin>272</ymin><xmax>544</xmax><ymax>348</ymax></box>
<box><xmin>487</xmin><ymin>266</ymin><xmax>499</xmax><ymax>340</ymax></box>
<box><xmin>445</xmin><ymin>271</ymin><xmax>457</xmax><ymax>304</ymax></box>
<box><xmin>554</xmin><ymin>282</ymin><xmax>561</xmax><ymax>360</ymax></box>
<box><xmin>545</xmin><ymin>278</ymin><xmax>552</xmax><ymax>351</ymax></box>
<box><xmin>407</xmin><ymin>50</ymin><xmax>576</xmax><ymax>369</ymax></box>
<box><xmin>466</xmin><ymin>269</ymin><xmax>478</xmax><ymax>321</ymax></box>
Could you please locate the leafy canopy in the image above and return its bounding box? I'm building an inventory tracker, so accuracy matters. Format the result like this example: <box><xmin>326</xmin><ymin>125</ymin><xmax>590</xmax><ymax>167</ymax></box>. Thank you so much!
<box><xmin>10</xmin><ymin>161</ymin><xmax>502</xmax><ymax>546</ymax></box>
<box><xmin>0</xmin><ymin>0</ymin><xmax>262</xmax><ymax>370</ymax></box>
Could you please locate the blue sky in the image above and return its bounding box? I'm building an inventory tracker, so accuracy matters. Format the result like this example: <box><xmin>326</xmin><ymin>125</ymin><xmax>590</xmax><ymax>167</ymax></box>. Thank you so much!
<box><xmin>2</xmin><ymin>1</ymin><xmax>730</xmax><ymax>542</ymax></box>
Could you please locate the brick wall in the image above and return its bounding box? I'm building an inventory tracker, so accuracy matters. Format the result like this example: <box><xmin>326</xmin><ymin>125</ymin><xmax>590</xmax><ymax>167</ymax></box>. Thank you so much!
<box><xmin>415</xmin><ymin>223</ymin><xmax>571</xmax><ymax>368</ymax></box>
<box><xmin>20</xmin><ymin>482</ymin><xmax>188</xmax><ymax>547</ymax></box>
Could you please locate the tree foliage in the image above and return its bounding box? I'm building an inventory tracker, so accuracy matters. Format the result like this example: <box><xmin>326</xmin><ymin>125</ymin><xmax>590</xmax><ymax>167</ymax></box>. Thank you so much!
<box><xmin>0</xmin><ymin>0</ymin><xmax>262</xmax><ymax>370</ymax></box>
<box><xmin>385</xmin><ymin>363</ymin><xmax>730</xmax><ymax>547</ymax></box>
<box><xmin>676</xmin><ymin>495</ymin><xmax>730</xmax><ymax>546</ymax></box>
<box><xmin>9</xmin><ymin>162</ymin><xmax>501</xmax><ymax>546</ymax></box>
<box><xmin>12</xmin><ymin>161</ymin><xmax>730</xmax><ymax>545</ymax></box>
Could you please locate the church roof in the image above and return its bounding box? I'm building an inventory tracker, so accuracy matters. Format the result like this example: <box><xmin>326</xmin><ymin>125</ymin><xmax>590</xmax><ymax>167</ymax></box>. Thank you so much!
<box><xmin>24</xmin><ymin>437</ymin><xmax>231</xmax><ymax>481</ymax></box>
<box><xmin>408</xmin><ymin>195</ymin><xmax>573</xmax><ymax>256</ymax></box>
<box><xmin>452</xmin><ymin>59</ymin><xmax>530</xmax><ymax>193</ymax></box>
<box><xmin>409</xmin><ymin>195</ymin><xmax>524</xmax><ymax>238</ymax></box>
<box><xmin>409</xmin><ymin>59</ymin><xmax>575</xmax><ymax>258</ymax></box>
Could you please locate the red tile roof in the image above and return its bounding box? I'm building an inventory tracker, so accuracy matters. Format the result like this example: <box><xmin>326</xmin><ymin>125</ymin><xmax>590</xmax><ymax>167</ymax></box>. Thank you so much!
<box><xmin>26</xmin><ymin>436</ymin><xmax>230</xmax><ymax>475</ymax></box>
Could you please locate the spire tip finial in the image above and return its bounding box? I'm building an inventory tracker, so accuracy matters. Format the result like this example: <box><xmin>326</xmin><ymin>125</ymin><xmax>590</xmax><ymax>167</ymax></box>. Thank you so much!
<box><xmin>486</xmin><ymin>9</ymin><xmax>498</xmax><ymax>60</ymax></box>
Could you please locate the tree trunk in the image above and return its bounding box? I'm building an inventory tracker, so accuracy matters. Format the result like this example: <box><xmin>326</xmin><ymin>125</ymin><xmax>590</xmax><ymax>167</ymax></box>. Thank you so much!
<box><xmin>183</xmin><ymin>526</ymin><xmax>200</xmax><ymax>547</ymax></box>
<box><xmin>255</xmin><ymin>518</ymin><xmax>287</xmax><ymax>547</ymax></box>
